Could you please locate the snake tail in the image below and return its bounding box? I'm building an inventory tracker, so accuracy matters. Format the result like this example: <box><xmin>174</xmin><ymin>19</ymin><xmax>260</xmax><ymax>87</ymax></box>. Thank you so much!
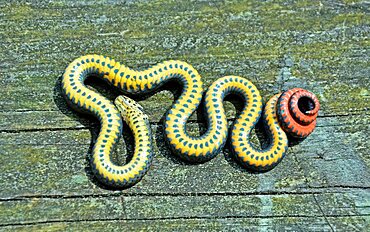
<box><xmin>231</xmin><ymin>86</ymin><xmax>320</xmax><ymax>171</ymax></box>
<box><xmin>277</xmin><ymin>88</ymin><xmax>320</xmax><ymax>138</ymax></box>
<box><xmin>231</xmin><ymin>92</ymin><xmax>289</xmax><ymax>171</ymax></box>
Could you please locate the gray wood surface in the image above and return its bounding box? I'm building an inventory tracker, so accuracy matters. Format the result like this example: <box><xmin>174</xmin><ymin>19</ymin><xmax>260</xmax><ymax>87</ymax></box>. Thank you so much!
<box><xmin>0</xmin><ymin>0</ymin><xmax>369</xmax><ymax>231</ymax></box>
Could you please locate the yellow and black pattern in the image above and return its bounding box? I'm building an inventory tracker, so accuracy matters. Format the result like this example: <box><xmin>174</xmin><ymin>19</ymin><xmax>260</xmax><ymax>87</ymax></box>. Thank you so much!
<box><xmin>62</xmin><ymin>54</ymin><xmax>314</xmax><ymax>187</ymax></box>
<box><xmin>200</xmin><ymin>76</ymin><xmax>288</xmax><ymax>170</ymax></box>
<box><xmin>87</xmin><ymin>95</ymin><xmax>153</xmax><ymax>187</ymax></box>
<box><xmin>99</xmin><ymin>95</ymin><xmax>152</xmax><ymax>187</ymax></box>
<box><xmin>166</xmin><ymin>75</ymin><xmax>287</xmax><ymax>168</ymax></box>
<box><xmin>232</xmin><ymin>94</ymin><xmax>288</xmax><ymax>171</ymax></box>
<box><xmin>62</xmin><ymin>55</ymin><xmax>203</xmax><ymax>187</ymax></box>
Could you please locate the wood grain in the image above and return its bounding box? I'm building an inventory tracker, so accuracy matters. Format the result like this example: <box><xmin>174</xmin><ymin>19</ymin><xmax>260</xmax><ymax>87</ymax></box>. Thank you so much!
<box><xmin>0</xmin><ymin>0</ymin><xmax>369</xmax><ymax>231</ymax></box>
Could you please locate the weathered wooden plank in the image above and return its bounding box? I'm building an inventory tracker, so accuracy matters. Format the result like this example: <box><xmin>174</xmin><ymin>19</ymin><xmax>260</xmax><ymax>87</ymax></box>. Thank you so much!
<box><xmin>1</xmin><ymin>191</ymin><xmax>368</xmax><ymax>230</ymax></box>
<box><xmin>0</xmin><ymin>126</ymin><xmax>304</xmax><ymax>198</ymax></box>
<box><xmin>123</xmin><ymin>194</ymin><xmax>322</xmax><ymax>220</ymax></box>
<box><xmin>3</xmin><ymin>217</ymin><xmax>370</xmax><ymax>232</ymax></box>
<box><xmin>0</xmin><ymin>217</ymin><xmax>332</xmax><ymax>232</ymax></box>
<box><xmin>314</xmin><ymin>190</ymin><xmax>370</xmax><ymax>217</ymax></box>
<box><xmin>0</xmin><ymin>0</ymin><xmax>369</xmax><ymax>230</ymax></box>
<box><xmin>293</xmin><ymin>114</ymin><xmax>370</xmax><ymax>188</ymax></box>
<box><xmin>0</xmin><ymin>197</ymin><xmax>124</xmax><ymax>227</ymax></box>
<box><xmin>0</xmin><ymin>114</ymin><xmax>368</xmax><ymax>198</ymax></box>
<box><xmin>329</xmin><ymin>216</ymin><xmax>370</xmax><ymax>232</ymax></box>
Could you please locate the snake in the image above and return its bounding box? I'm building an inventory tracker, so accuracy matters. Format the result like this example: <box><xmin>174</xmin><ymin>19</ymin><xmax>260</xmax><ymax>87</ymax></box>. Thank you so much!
<box><xmin>61</xmin><ymin>54</ymin><xmax>320</xmax><ymax>188</ymax></box>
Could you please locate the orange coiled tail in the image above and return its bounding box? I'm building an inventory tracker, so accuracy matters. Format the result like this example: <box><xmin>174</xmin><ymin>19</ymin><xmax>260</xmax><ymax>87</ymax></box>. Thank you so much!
<box><xmin>277</xmin><ymin>88</ymin><xmax>320</xmax><ymax>138</ymax></box>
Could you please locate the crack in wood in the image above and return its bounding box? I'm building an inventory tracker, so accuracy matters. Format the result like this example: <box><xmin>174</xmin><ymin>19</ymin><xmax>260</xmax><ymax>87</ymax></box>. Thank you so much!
<box><xmin>2</xmin><ymin>214</ymin><xmax>369</xmax><ymax>228</ymax></box>
<box><xmin>1</xmin><ymin>188</ymin><xmax>367</xmax><ymax>202</ymax></box>
<box><xmin>313</xmin><ymin>194</ymin><xmax>335</xmax><ymax>232</ymax></box>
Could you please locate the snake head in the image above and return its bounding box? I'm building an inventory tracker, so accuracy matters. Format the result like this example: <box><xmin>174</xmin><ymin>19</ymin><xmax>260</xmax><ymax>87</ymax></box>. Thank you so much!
<box><xmin>114</xmin><ymin>95</ymin><xmax>148</xmax><ymax>121</ymax></box>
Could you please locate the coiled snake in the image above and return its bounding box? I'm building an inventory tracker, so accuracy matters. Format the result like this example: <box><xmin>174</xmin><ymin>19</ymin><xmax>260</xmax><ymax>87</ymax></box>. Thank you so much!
<box><xmin>62</xmin><ymin>55</ymin><xmax>319</xmax><ymax>188</ymax></box>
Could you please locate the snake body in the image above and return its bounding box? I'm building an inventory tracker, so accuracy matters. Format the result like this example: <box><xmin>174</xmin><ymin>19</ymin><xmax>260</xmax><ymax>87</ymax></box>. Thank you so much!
<box><xmin>62</xmin><ymin>55</ymin><xmax>319</xmax><ymax>187</ymax></box>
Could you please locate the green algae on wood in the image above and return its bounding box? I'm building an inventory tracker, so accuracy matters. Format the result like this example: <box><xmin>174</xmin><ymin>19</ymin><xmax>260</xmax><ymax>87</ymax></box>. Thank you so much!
<box><xmin>0</xmin><ymin>0</ymin><xmax>369</xmax><ymax>230</ymax></box>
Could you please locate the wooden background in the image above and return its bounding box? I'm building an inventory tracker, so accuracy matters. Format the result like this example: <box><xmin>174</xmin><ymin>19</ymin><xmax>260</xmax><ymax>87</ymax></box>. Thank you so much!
<box><xmin>0</xmin><ymin>0</ymin><xmax>369</xmax><ymax>231</ymax></box>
